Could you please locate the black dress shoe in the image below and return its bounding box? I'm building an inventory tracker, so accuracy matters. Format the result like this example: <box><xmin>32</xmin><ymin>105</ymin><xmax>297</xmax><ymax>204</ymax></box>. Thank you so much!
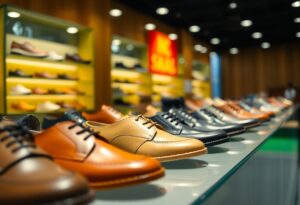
<box><xmin>204</xmin><ymin>106</ymin><xmax>260</xmax><ymax>129</ymax></box>
<box><xmin>9</xmin><ymin>69</ymin><xmax>33</xmax><ymax>78</ymax></box>
<box><xmin>161</xmin><ymin>97</ymin><xmax>186</xmax><ymax>111</ymax></box>
<box><xmin>190</xmin><ymin>109</ymin><xmax>245</xmax><ymax>136</ymax></box>
<box><xmin>149</xmin><ymin>111</ymin><xmax>229</xmax><ymax>146</ymax></box>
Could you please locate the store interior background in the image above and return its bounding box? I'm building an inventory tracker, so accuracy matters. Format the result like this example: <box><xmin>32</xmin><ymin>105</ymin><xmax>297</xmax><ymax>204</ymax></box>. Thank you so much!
<box><xmin>3</xmin><ymin>0</ymin><xmax>300</xmax><ymax>106</ymax></box>
<box><xmin>1</xmin><ymin>0</ymin><xmax>300</xmax><ymax>204</ymax></box>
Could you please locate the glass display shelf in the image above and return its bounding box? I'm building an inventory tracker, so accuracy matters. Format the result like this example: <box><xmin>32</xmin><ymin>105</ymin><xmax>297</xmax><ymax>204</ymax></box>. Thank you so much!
<box><xmin>90</xmin><ymin>106</ymin><xmax>297</xmax><ymax>205</ymax></box>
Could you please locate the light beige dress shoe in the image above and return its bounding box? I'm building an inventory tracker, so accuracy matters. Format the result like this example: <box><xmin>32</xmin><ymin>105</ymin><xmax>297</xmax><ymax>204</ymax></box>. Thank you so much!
<box><xmin>86</xmin><ymin>115</ymin><xmax>207</xmax><ymax>162</ymax></box>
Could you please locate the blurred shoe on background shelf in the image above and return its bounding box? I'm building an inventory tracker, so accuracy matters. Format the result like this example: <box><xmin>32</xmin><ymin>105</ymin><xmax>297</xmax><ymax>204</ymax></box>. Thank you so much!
<box><xmin>58</xmin><ymin>74</ymin><xmax>78</xmax><ymax>81</ymax></box>
<box><xmin>11</xmin><ymin>101</ymin><xmax>36</xmax><ymax>112</ymax></box>
<box><xmin>115</xmin><ymin>61</ymin><xmax>129</xmax><ymax>69</ymax></box>
<box><xmin>0</xmin><ymin>121</ymin><xmax>95</xmax><ymax>205</ymax></box>
<box><xmin>36</xmin><ymin>101</ymin><xmax>61</xmax><ymax>113</ymax></box>
<box><xmin>65</xmin><ymin>53</ymin><xmax>91</xmax><ymax>64</ymax></box>
<box><xmin>61</xmin><ymin>88</ymin><xmax>78</xmax><ymax>95</ymax></box>
<box><xmin>56</xmin><ymin>101</ymin><xmax>85</xmax><ymax>110</ymax></box>
<box><xmin>31</xmin><ymin>87</ymin><xmax>48</xmax><ymax>95</ymax></box>
<box><xmin>39</xmin><ymin>111</ymin><xmax>165</xmax><ymax>188</ymax></box>
<box><xmin>46</xmin><ymin>51</ymin><xmax>64</xmax><ymax>61</ymax></box>
<box><xmin>8</xmin><ymin>69</ymin><xmax>33</xmax><ymax>78</ymax></box>
<box><xmin>10</xmin><ymin>84</ymin><xmax>32</xmax><ymax>95</ymax></box>
<box><xmin>48</xmin><ymin>89</ymin><xmax>64</xmax><ymax>95</ymax></box>
<box><xmin>34</xmin><ymin>72</ymin><xmax>57</xmax><ymax>79</ymax></box>
<box><xmin>10</xmin><ymin>41</ymin><xmax>48</xmax><ymax>58</ymax></box>
<box><xmin>83</xmin><ymin>104</ymin><xmax>124</xmax><ymax>123</ymax></box>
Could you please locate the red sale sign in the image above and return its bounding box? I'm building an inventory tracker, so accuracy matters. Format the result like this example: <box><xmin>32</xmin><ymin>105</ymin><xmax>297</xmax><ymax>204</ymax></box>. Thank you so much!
<box><xmin>148</xmin><ymin>31</ymin><xmax>178</xmax><ymax>76</ymax></box>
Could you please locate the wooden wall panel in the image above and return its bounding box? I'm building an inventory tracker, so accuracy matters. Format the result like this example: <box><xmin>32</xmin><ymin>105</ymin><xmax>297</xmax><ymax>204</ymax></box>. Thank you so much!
<box><xmin>0</xmin><ymin>0</ymin><xmax>112</xmax><ymax>108</ymax></box>
<box><xmin>221</xmin><ymin>43</ymin><xmax>300</xmax><ymax>99</ymax></box>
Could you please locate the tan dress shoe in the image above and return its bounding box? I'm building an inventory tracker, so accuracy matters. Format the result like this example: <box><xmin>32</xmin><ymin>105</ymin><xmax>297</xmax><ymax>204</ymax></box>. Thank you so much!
<box><xmin>86</xmin><ymin>115</ymin><xmax>207</xmax><ymax>162</ymax></box>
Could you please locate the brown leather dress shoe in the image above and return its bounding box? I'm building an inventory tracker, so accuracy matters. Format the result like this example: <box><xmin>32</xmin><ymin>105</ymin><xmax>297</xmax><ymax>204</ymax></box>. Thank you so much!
<box><xmin>228</xmin><ymin>102</ymin><xmax>270</xmax><ymax>121</ymax></box>
<box><xmin>82</xmin><ymin>104</ymin><xmax>123</xmax><ymax>123</ymax></box>
<box><xmin>86</xmin><ymin>115</ymin><xmax>207</xmax><ymax>162</ymax></box>
<box><xmin>35</xmin><ymin>118</ymin><xmax>164</xmax><ymax>189</ymax></box>
<box><xmin>0</xmin><ymin>121</ymin><xmax>94</xmax><ymax>205</ymax></box>
<box><xmin>215</xmin><ymin>102</ymin><xmax>266</xmax><ymax>121</ymax></box>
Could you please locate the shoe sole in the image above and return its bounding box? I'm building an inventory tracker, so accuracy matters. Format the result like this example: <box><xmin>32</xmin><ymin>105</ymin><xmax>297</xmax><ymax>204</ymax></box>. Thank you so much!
<box><xmin>227</xmin><ymin>128</ymin><xmax>245</xmax><ymax>136</ymax></box>
<box><xmin>204</xmin><ymin>136</ymin><xmax>229</xmax><ymax>146</ymax></box>
<box><xmin>4</xmin><ymin>189</ymin><xmax>95</xmax><ymax>205</ymax></box>
<box><xmin>155</xmin><ymin>147</ymin><xmax>208</xmax><ymax>162</ymax></box>
<box><xmin>11</xmin><ymin>48</ymin><xmax>48</xmax><ymax>58</ymax></box>
<box><xmin>89</xmin><ymin>167</ymin><xmax>165</xmax><ymax>189</ymax></box>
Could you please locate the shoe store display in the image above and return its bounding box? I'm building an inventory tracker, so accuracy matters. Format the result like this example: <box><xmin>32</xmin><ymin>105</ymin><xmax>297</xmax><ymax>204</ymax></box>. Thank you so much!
<box><xmin>37</xmin><ymin>111</ymin><xmax>165</xmax><ymax>188</ymax></box>
<box><xmin>0</xmin><ymin>121</ymin><xmax>95</xmax><ymax>205</ymax></box>
<box><xmin>36</xmin><ymin>101</ymin><xmax>61</xmax><ymax>113</ymax></box>
<box><xmin>10</xmin><ymin>41</ymin><xmax>49</xmax><ymax>58</ymax></box>
<box><xmin>203</xmin><ymin>105</ymin><xmax>260</xmax><ymax>129</ymax></box>
<box><xmin>8</xmin><ymin>69</ymin><xmax>33</xmax><ymax>78</ymax></box>
<box><xmin>31</xmin><ymin>87</ymin><xmax>49</xmax><ymax>95</ymax></box>
<box><xmin>144</xmin><ymin>107</ymin><xmax>229</xmax><ymax>146</ymax></box>
<box><xmin>34</xmin><ymin>72</ymin><xmax>57</xmax><ymax>79</ymax></box>
<box><xmin>65</xmin><ymin>53</ymin><xmax>91</xmax><ymax>64</ymax></box>
<box><xmin>58</xmin><ymin>74</ymin><xmax>78</xmax><ymax>81</ymax></box>
<box><xmin>46</xmin><ymin>51</ymin><xmax>64</xmax><ymax>61</ymax></box>
<box><xmin>10</xmin><ymin>84</ymin><xmax>32</xmax><ymax>95</ymax></box>
<box><xmin>11</xmin><ymin>101</ymin><xmax>36</xmax><ymax>112</ymax></box>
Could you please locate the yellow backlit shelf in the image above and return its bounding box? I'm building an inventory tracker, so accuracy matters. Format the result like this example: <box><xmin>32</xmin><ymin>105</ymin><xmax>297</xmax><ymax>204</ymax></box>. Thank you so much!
<box><xmin>6</xmin><ymin>54</ymin><xmax>93</xmax><ymax>69</ymax></box>
<box><xmin>6</xmin><ymin>77</ymin><xmax>78</xmax><ymax>86</ymax></box>
<box><xmin>0</xmin><ymin>5</ymin><xmax>95</xmax><ymax>114</ymax></box>
<box><xmin>7</xmin><ymin>95</ymin><xmax>78</xmax><ymax>101</ymax></box>
<box><xmin>112</xmin><ymin>82</ymin><xmax>152</xmax><ymax>94</ymax></box>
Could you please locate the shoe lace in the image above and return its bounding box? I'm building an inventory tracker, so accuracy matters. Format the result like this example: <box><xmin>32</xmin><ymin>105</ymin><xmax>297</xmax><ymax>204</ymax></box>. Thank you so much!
<box><xmin>208</xmin><ymin>106</ymin><xmax>225</xmax><ymax>117</ymax></box>
<box><xmin>162</xmin><ymin>112</ymin><xmax>181</xmax><ymax>127</ymax></box>
<box><xmin>135</xmin><ymin>115</ymin><xmax>158</xmax><ymax>129</ymax></box>
<box><xmin>177</xmin><ymin>109</ymin><xmax>198</xmax><ymax>123</ymax></box>
<box><xmin>0</xmin><ymin>124</ymin><xmax>36</xmax><ymax>154</ymax></box>
<box><xmin>68</xmin><ymin>121</ymin><xmax>99</xmax><ymax>141</ymax></box>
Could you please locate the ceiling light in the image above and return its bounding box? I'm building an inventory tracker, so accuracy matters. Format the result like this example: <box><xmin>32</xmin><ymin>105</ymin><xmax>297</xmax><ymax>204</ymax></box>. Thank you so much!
<box><xmin>229</xmin><ymin>2</ymin><xmax>237</xmax><ymax>9</ymax></box>
<box><xmin>252</xmin><ymin>32</ymin><xmax>263</xmax><ymax>39</ymax></box>
<box><xmin>189</xmin><ymin>25</ymin><xmax>200</xmax><ymax>33</ymax></box>
<box><xmin>8</xmin><ymin>11</ymin><xmax>21</xmax><ymax>18</ymax></box>
<box><xmin>156</xmin><ymin>7</ymin><xmax>169</xmax><ymax>15</ymax></box>
<box><xmin>294</xmin><ymin>17</ymin><xmax>300</xmax><ymax>23</ymax></box>
<box><xmin>194</xmin><ymin>44</ymin><xmax>202</xmax><ymax>51</ymax></box>
<box><xmin>261</xmin><ymin>42</ymin><xmax>270</xmax><ymax>49</ymax></box>
<box><xmin>168</xmin><ymin>33</ymin><xmax>178</xmax><ymax>40</ymax></box>
<box><xmin>109</xmin><ymin>9</ymin><xmax>122</xmax><ymax>17</ymax></box>
<box><xmin>292</xmin><ymin>1</ymin><xmax>300</xmax><ymax>7</ymax></box>
<box><xmin>210</xmin><ymin>38</ymin><xmax>221</xmax><ymax>45</ymax></box>
<box><xmin>112</xmin><ymin>39</ymin><xmax>121</xmax><ymax>46</ymax></box>
<box><xmin>229</xmin><ymin>48</ymin><xmax>239</xmax><ymax>54</ymax></box>
<box><xmin>145</xmin><ymin>23</ymin><xmax>156</xmax><ymax>30</ymax></box>
<box><xmin>296</xmin><ymin>32</ymin><xmax>300</xmax><ymax>38</ymax></box>
<box><xmin>66</xmin><ymin>27</ymin><xmax>78</xmax><ymax>34</ymax></box>
<box><xmin>240</xmin><ymin>19</ymin><xmax>253</xmax><ymax>27</ymax></box>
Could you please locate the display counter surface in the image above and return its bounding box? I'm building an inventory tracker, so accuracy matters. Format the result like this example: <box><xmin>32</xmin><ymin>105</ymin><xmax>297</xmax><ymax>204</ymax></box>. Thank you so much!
<box><xmin>91</xmin><ymin>107</ymin><xmax>297</xmax><ymax>205</ymax></box>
